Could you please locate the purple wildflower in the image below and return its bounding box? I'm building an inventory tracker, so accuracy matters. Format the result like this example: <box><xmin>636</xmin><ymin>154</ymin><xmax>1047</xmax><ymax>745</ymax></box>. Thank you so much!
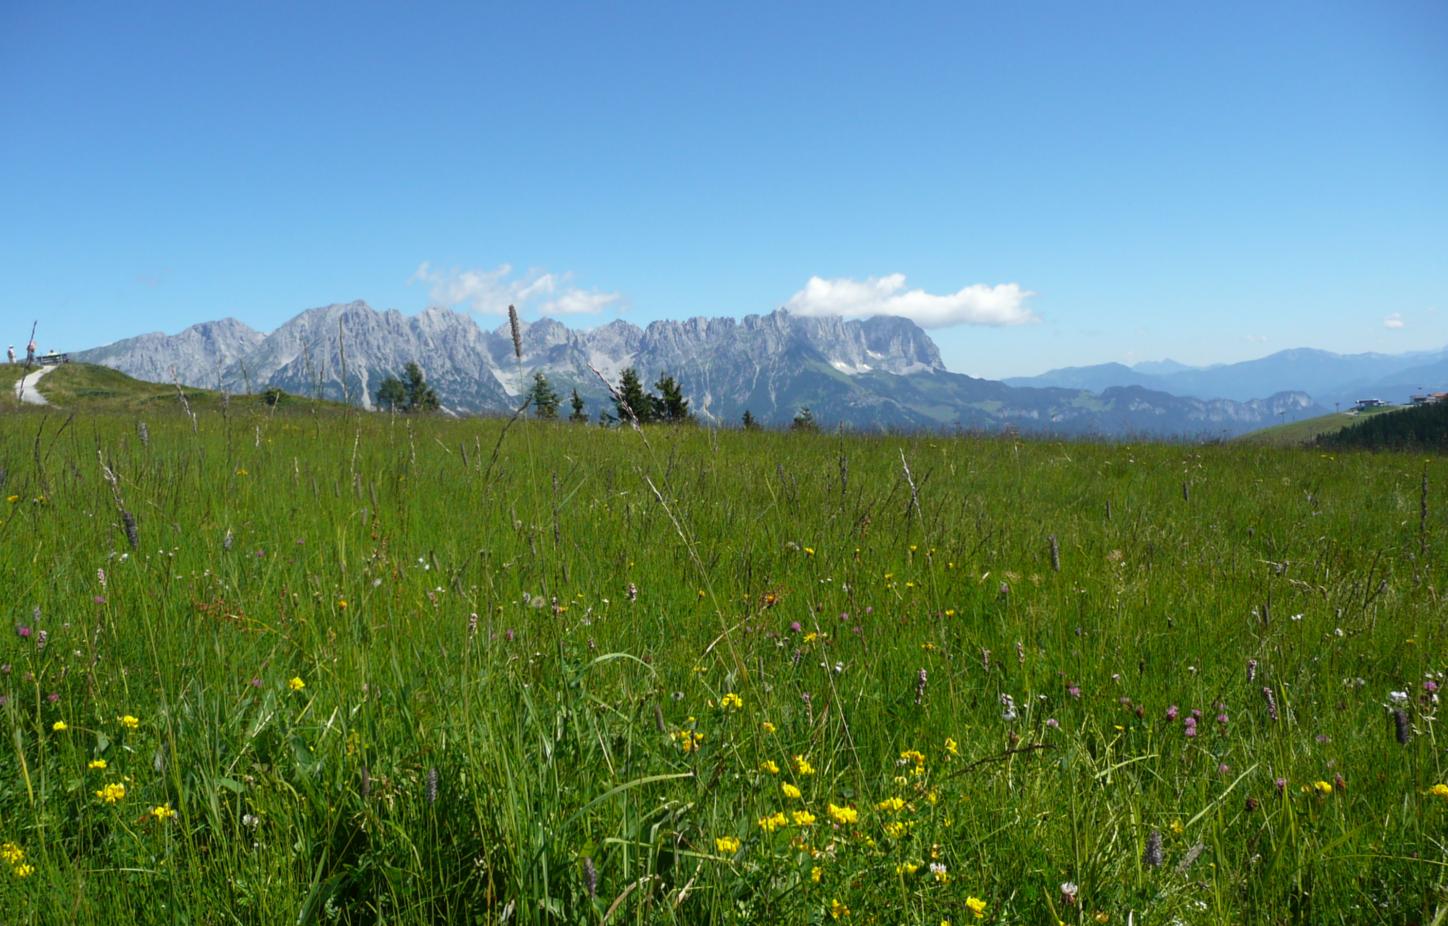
<box><xmin>1166</xmin><ymin>704</ymin><xmax>1179</xmax><ymax>721</ymax></box>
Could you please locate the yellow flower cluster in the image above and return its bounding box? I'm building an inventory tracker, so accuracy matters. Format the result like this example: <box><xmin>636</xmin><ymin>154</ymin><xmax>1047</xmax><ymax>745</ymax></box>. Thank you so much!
<box><xmin>674</xmin><ymin>730</ymin><xmax>704</xmax><ymax>754</ymax></box>
<box><xmin>151</xmin><ymin>805</ymin><xmax>177</xmax><ymax>821</ymax></box>
<box><xmin>96</xmin><ymin>782</ymin><xmax>126</xmax><ymax>804</ymax></box>
<box><xmin>757</xmin><ymin>811</ymin><xmax>788</xmax><ymax>833</ymax></box>
<box><xmin>52</xmin><ymin>720</ymin><xmax>68</xmax><ymax>732</ymax></box>
<box><xmin>714</xmin><ymin>835</ymin><xmax>740</xmax><ymax>854</ymax></box>
<box><xmin>793</xmin><ymin>755</ymin><xmax>815</xmax><ymax>776</ymax></box>
<box><xmin>288</xmin><ymin>677</ymin><xmax>306</xmax><ymax>692</ymax></box>
<box><xmin>827</xmin><ymin>803</ymin><xmax>858</xmax><ymax>825</ymax></box>
<box><xmin>720</xmin><ymin>692</ymin><xmax>743</xmax><ymax>711</ymax></box>
<box><xmin>966</xmin><ymin>896</ymin><xmax>988</xmax><ymax>919</ymax></box>
<box><xmin>759</xmin><ymin>759</ymin><xmax>780</xmax><ymax>774</ymax></box>
<box><xmin>1429</xmin><ymin>783</ymin><xmax>1448</xmax><ymax>799</ymax></box>
<box><xmin>876</xmin><ymin>796</ymin><xmax>906</xmax><ymax>812</ymax></box>
<box><xmin>782</xmin><ymin>783</ymin><xmax>802</xmax><ymax>799</ymax></box>
<box><xmin>87</xmin><ymin>759</ymin><xmax>107</xmax><ymax>770</ymax></box>
<box><xmin>1</xmin><ymin>842</ymin><xmax>32</xmax><ymax>879</ymax></box>
<box><xmin>119</xmin><ymin>715</ymin><xmax>140</xmax><ymax>730</ymax></box>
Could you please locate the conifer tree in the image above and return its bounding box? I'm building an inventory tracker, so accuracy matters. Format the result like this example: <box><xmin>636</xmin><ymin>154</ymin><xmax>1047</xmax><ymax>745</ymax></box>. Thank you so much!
<box><xmin>528</xmin><ymin>371</ymin><xmax>561</xmax><ymax>419</ymax></box>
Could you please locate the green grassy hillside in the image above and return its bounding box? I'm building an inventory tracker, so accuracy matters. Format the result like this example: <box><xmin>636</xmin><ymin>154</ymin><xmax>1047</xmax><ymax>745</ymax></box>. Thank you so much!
<box><xmin>1318</xmin><ymin>400</ymin><xmax>1448</xmax><ymax>452</ymax></box>
<box><xmin>1236</xmin><ymin>406</ymin><xmax>1397</xmax><ymax>446</ymax></box>
<box><xmin>3</xmin><ymin>362</ymin><xmax>327</xmax><ymax>414</ymax></box>
<box><xmin>0</xmin><ymin>407</ymin><xmax>1443</xmax><ymax>923</ymax></box>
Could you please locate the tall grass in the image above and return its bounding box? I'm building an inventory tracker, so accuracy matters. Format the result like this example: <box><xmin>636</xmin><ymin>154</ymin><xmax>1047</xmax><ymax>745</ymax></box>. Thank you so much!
<box><xmin>0</xmin><ymin>405</ymin><xmax>1443</xmax><ymax>924</ymax></box>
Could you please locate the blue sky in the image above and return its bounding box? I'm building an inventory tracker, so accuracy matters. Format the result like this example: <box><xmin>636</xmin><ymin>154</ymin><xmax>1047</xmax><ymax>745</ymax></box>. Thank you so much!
<box><xmin>2</xmin><ymin>1</ymin><xmax>1444</xmax><ymax>378</ymax></box>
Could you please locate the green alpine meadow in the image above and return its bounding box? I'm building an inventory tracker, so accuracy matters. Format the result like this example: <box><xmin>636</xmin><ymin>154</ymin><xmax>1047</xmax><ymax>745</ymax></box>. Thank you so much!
<box><xmin>0</xmin><ymin>398</ymin><xmax>1443</xmax><ymax>925</ymax></box>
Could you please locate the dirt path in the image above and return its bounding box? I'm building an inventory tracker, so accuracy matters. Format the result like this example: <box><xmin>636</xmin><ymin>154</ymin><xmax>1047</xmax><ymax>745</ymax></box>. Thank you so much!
<box><xmin>14</xmin><ymin>365</ymin><xmax>53</xmax><ymax>405</ymax></box>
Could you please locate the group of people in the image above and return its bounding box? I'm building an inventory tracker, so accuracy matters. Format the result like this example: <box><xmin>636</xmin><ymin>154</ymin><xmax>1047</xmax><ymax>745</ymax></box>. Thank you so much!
<box><xmin>6</xmin><ymin>340</ymin><xmax>38</xmax><ymax>365</ymax></box>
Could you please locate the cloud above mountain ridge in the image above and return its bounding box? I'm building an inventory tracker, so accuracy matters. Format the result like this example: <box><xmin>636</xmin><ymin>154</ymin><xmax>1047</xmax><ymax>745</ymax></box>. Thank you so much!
<box><xmin>410</xmin><ymin>262</ymin><xmax>621</xmax><ymax>317</ymax></box>
<box><xmin>785</xmin><ymin>274</ymin><xmax>1038</xmax><ymax>328</ymax></box>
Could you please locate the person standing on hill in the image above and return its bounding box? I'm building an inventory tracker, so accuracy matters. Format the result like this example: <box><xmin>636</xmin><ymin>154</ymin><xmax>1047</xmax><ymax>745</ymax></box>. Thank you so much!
<box><xmin>6</xmin><ymin>345</ymin><xmax>13</xmax><ymax>364</ymax></box>
<box><xmin>26</xmin><ymin>339</ymin><xmax>36</xmax><ymax>365</ymax></box>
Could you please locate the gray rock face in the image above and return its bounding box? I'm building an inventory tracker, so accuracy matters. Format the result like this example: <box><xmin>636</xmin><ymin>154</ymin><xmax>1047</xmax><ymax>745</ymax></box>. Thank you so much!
<box><xmin>75</xmin><ymin>318</ymin><xmax>264</xmax><ymax>387</ymax></box>
<box><xmin>75</xmin><ymin>302</ymin><xmax>1323</xmax><ymax>436</ymax></box>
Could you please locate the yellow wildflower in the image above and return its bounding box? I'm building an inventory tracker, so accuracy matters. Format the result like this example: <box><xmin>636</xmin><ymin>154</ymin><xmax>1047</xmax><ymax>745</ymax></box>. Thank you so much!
<box><xmin>1169</xmin><ymin>819</ymin><xmax>1184</xmax><ymax>835</ymax></box>
<box><xmin>119</xmin><ymin>715</ymin><xmax>140</xmax><ymax>730</ymax></box>
<box><xmin>760</xmin><ymin>759</ymin><xmax>780</xmax><ymax>775</ymax></box>
<box><xmin>0</xmin><ymin>843</ymin><xmax>22</xmax><ymax>865</ymax></box>
<box><xmin>675</xmin><ymin>730</ymin><xmax>704</xmax><ymax>754</ymax></box>
<box><xmin>883</xmin><ymin>821</ymin><xmax>909</xmax><ymax>839</ymax></box>
<box><xmin>782</xmin><ymin>782</ymin><xmax>802</xmax><ymax>799</ymax></box>
<box><xmin>792</xmin><ymin>810</ymin><xmax>816</xmax><ymax>827</ymax></box>
<box><xmin>944</xmin><ymin>737</ymin><xmax>959</xmax><ymax>757</ymax></box>
<box><xmin>96</xmin><ymin>782</ymin><xmax>126</xmax><ymax>803</ymax></box>
<box><xmin>12</xmin><ymin>862</ymin><xmax>34</xmax><ymax>877</ymax></box>
<box><xmin>794</xmin><ymin>755</ymin><xmax>815</xmax><ymax>776</ymax></box>
<box><xmin>51</xmin><ymin>720</ymin><xmax>68</xmax><ymax>732</ymax></box>
<box><xmin>88</xmin><ymin>759</ymin><xmax>107</xmax><ymax>770</ymax></box>
<box><xmin>876</xmin><ymin>796</ymin><xmax>906</xmax><ymax>812</ymax></box>
<box><xmin>830</xmin><ymin>898</ymin><xmax>850</xmax><ymax>919</ymax></box>
<box><xmin>966</xmin><ymin>896</ymin><xmax>987</xmax><ymax>919</ymax></box>
<box><xmin>714</xmin><ymin>835</ymin><xmax>740</xmax><ymax>854</ymax></box>
<box><xmin>5</xmin><ymin>495</ymin><xmax>18</xmax><ymax>504</ymax></box>
<box><xmin>811</xmin><ymin>865</ymin><xmax>823</xmax><ymax>883</ymax></box>
<box><xmin>804</xmin><ymin>547</ymin><xmax>815</xmax><ymax>556</ymax></box>
<box><xmin>761</xmin><ymin>721</ymin><xmax>776</xmax><ymax>734</ymax></box>
<box><xmin>895</xmin><ymin>861</ymin><xmax>920</xmax><ymax>875</ymax></box>
<box><xmin>151</xmin><ymin>805</ymin><xmax>177</xmax><ymax>821</ymax></box>
<box><xmin>720</xmin><ymin>692</ymin><xmax>743</xmax><ymax>711</ymax></box>
<box><xmin>1313</xmin><ymin>780</ymin><xmax>1334</xmax><ymax>795</ymax></box>
<box><xmin>757</xmin><ymin>811</ymin><xmax>787</xmax><ymax>833</ymax></box>
<box><xmin>1428</xmin><ymin>783</ymin><xmax>1448</xmax><ymax>799</ymax></box>
<box><xmin>827</xmin><ymin>803</ymin><xmax>858</xmax><ymax>825</ymax></box>
<box><xmin>288</xmin><ymin>677</ymin><xmax>306</xmax><ymax>692</ymax></box>
<box><xmin>337</xmin><ymin>599</ymin><xmax>347</xmax><ymax>610</ymax></box>
<box><xmin>803</xmin><ymin>631</ymin><xmax>819</xmax><ymax>644</ymax></box>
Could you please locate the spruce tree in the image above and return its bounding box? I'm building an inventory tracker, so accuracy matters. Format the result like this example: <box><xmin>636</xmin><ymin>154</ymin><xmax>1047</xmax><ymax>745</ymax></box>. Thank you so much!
<box><xmin>569</xmin><ymin>388</ymin><xmax>588</xmax><ymax>423</ymax></box>
<box><xmin>614</xmin><ymin>367</ymin><xmax>656</xmax><ymax>424</ymax></box>
<box><xmin>528</xmin><ymin>371</ymin><xmax>561</xmax><ymax>419</ymax></box>
<box><xmin>741</xmin><ymin>409</ymin><xmax>760</xmax><ymax>431</ymax></box>
<box><xmin>402</xmin><ymin>363</ymin><xmax>439</xmax><ymax>412</ymax></box>
<box><xmin>654</xmin><ymin>374</ymin><xmax>691</xmax><ymax>423</ymax></box>
<box><xmin>376</xmin><ymin>375</ymin><xmax>407</xmax><ymax>411</ymax></box>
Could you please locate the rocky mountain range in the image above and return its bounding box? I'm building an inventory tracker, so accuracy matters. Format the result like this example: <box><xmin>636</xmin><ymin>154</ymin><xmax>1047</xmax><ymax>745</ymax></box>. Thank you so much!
<box><xmin>75</xmin><ymin>302</ymin><xmax>1322</xmax><ymax>437</ymax></box>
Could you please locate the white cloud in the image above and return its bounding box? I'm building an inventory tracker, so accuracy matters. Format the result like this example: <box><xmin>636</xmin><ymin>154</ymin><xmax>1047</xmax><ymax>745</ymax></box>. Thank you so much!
<box><xmin>1244</xmin><ymin>334</ymin><xmax>1268</xmax><ymax>344</ymax></box>
<box><xmin>1383</xmin><ymin>312</ymin><xmax>1405</xmax><ymax>330</ymax></box>
<box><xmin>544</xmin><ymin>289</ymin><xmax>622</xmax><ymax>315</ymax></box>
<box><xmin>784</xmin><ymin>274</ymin><xmax>1038</xmax><ymax>328</ymax></box>
<box><xmin>409</xmin><ymin>262</ymin><xmax>620</xmax><ymax>317</ymax></box>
